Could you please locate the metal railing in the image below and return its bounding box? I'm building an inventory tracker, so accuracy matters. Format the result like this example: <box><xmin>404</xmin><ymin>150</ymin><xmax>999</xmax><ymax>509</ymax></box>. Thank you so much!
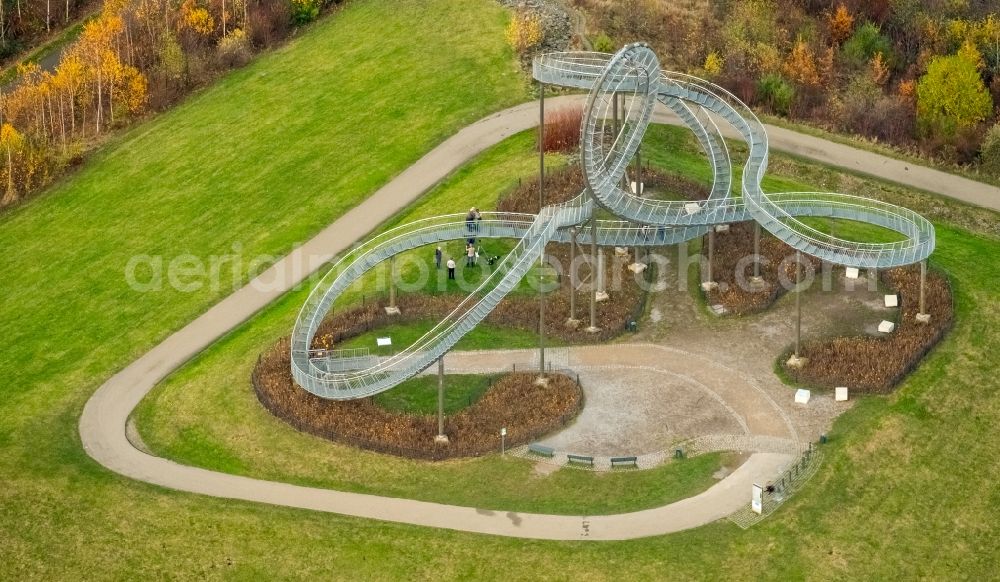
<box><xmin>289</xmin><ymin>45</ymin><xmax>935</xmax><ymax>400</ymax></box>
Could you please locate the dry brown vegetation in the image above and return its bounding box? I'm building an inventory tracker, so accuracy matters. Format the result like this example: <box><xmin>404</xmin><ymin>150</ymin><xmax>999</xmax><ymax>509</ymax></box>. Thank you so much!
<box><xmin>541</xmin><ymin>105</ymin><xmax>584</xmax><ymax>153</ymax></box>
<box><xmin>702</xmin><ymin>221</ymin><xmax>821</xmax><ymax>315</ymax></box>
<box><xmin>254</xmin><ymin>338</ymin><xmax>582</xmax><ymax>460</ymax></box>
<box><xmin>783</xmin><ymin>265</ymin><xmax>953</xmax><ymax>393</ymax></box>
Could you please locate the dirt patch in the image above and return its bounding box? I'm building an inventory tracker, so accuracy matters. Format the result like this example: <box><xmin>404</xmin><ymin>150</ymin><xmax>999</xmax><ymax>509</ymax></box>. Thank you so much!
<box><xmin>254</xmin><ymin>338</ymin><xmax>582</xmax><ymax>460</ymax></box>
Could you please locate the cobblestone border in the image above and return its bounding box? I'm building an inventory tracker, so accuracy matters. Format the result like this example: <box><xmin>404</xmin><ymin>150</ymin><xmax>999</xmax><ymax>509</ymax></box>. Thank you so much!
<box><xmin>511</xmin><ymin>433</ymin><xmax>806</xmax><ymax>472</ymax></box>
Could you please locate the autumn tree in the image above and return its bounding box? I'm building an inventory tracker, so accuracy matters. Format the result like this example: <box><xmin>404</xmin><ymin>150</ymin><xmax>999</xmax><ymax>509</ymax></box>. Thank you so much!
<box><xmin>703</xmin><ymin>51</ymin><xmax>723</xmax><ymax>78</ymax></box>
<box><xmin>784</xmin><ymin>39</ymin><xmax>821</xmax><ymax>87</ymax></box>
<box><xmin>916</xmin><ymin>50</ymin><xmax>993</xmax><ymax>138</ymax></box>
<box><xmin>870</xmin><ymin>52</ymin><xmax>890</xmax><ymax>85</ymax></box>
<box><xmin>828</xmin><ymin>4</ymin><xmax>854</xmax><ymax>44</ymax></box>
<box><xmin>1</xmin><ymin>123</ymin><xmax>23</xmax><ymax>205</ymax></box>
<box><xmin>505</xmin><ymin>10</ymin><xmax>543</xmax><ymax>56</ymax></box>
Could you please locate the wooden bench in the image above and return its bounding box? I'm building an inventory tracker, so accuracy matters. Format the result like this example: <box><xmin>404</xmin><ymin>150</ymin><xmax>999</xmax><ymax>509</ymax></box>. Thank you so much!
<box><xmin>527</xmin><ymin>443</ymin><xmax>554</xmax><ymax>458</ymax></box>
<box><xmin>610</xmin><ymin>456</ymin><xmax>638</xmax><ymax>468</ymax></box>
<box><xmin>567</xmin><ymin>454</ymin><xmax>594</xmax><ymax>466</ymax></box>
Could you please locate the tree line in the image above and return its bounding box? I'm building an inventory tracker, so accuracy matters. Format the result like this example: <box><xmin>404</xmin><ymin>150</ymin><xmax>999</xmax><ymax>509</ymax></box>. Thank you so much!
<box><xmin>0</xmin><ymin>0</ymin><xmax>334</xmax><ymax>208</ymax></box>
<box><xmin>571</xmin><ymin>0</ymin><xmax>1000</xmax><ymax>176</ymax></box>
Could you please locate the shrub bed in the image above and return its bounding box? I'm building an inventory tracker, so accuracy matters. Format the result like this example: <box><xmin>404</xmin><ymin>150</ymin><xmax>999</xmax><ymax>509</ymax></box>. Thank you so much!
<box><xmin>253</xmin><ymin>338</ymin><xmax>582</xmax><ymax>460</ymax></box>
<box><xmin>702</xmin><ymin>221</ymin><xmax>821</xmax><ymax>315</ymax></box>
<box><xmin>782</xmin><ymin>265</ymin><xmax>953</xmax><ymax>393</ymax></box>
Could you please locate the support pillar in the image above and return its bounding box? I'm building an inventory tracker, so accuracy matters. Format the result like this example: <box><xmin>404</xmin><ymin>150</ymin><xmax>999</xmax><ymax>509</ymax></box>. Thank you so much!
<box><xmin>750</xmin><ymin>222</ymin><xmax>764</xmax><ymax>289</ymax></box>
<box><xmin>701</xmin><ymin>230</ymin><xmax>717</xmax><ymax>292</ymax></box>
<box><xmin>434</xmin><ymin>357</ymin><xmax>448</xmax><ymax>444</ymax></box>
<box><xmin>587</xmin><ymin>216</ymin><xmax>600</xmax><ymax>333</ymax></box>
<box><xmin>385</xmin><ymin>255</ymin><xmax>400</xmax><ymax>315</ymax></box>
<box><xmin>916</xmin><ymin>260</ymin><xmax>931</xmax><ymax>323</ymax></box>
<box><xmin>568</xmin><ymin>227</ymin><xmax>579</xmax><ymax>326</ymax></box>
<box><xmin>795</xmin><ymin>251</ymin><xmax>802</xmax><ymax>357</ymax></box>
<box><xmin>538</xmin><ymin>81</ymin><xmax>546</xmax><ymax>376</ymax></box>
<box><xmin>786</xmin><ymin>252</ymin><xmax>808</xmax><ymax>369</ymax></box>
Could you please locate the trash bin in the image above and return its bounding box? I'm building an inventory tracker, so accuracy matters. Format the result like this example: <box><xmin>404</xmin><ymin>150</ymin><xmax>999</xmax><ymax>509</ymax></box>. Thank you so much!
<box><xmin>627</xmin><ymin>320</ymin><xmax>638</xmax><ymax>332</ymax></box>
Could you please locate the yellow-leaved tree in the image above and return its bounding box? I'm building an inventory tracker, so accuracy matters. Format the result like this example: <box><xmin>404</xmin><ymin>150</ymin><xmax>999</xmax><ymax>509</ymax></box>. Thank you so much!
<box><xmin>916</xmin><ymin>47</ymin><xmax>993</xmax><ymax>138</ymax></box>
<box><xmin>828</xmin><ymin>4</ymin><xmax>854</xmax><ymax>44</ymax></box>
<box><xmin>1</xmin><ymin>123</ymin><xmax>25</xmax><ymax>206</ymax></box>
<box><xmin>505</xmin><ymin>10</ymin><xmax>543</xmax><ymax>56</ymax></box>
<box><xmin>783</xmin><ymin>39</ymin><xmax>820</xmax><ymax>87</ymax></box>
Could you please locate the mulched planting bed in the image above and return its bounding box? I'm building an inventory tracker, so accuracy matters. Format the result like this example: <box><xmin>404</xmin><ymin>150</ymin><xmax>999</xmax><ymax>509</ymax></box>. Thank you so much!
<box><xmin>782</xmin><ymin>265</ymin><xmax>953</xmax><ymax>393</ymax></box>
<box><xmin>254</xmin><ymin>338</ymin><xmax>582</xmax><ymax>460</ymax></box>
<box><xmin>701</xmin><ymin>221</ymin><xmax>822</xmax><ymax>315</ymax></box>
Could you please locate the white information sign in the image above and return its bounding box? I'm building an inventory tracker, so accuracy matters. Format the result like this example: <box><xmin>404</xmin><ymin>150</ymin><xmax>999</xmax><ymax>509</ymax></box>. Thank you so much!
<box><xmin>376</xmin><ymin>337</ymin><xmax>392</xmax><ymax>347</ymax></box>
<box><xmin>752</xmin><ymin>483</ymin><xmax>763</xmax><ymax>515</ymax></box>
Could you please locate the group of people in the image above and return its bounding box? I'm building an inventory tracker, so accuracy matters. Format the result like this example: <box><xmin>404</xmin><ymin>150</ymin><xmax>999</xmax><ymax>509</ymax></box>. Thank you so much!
<box><xmin>435</xmin><ymin>242</ymin><xmax>481</xmax><ymax>281</ymax></box>
<box><xmin>434</xmin><ymin>208</ymin><xmax>484</xmax><ymax>281</ymax></box>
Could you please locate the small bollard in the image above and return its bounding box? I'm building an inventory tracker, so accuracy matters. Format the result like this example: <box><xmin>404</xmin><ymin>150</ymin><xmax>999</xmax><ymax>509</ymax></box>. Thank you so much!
<box><xmin>819</xmin><ymin>434</ymin><xmax>828</xmax><ymax>444</ymax></box>
<box><xmin>674</xmin><ymin>448</ymin><xmax>684</xmax><ymax>459</ymax></box>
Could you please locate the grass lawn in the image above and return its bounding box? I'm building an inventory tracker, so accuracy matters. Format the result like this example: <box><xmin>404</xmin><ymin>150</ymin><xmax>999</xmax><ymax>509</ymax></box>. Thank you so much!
<box><xmin>1</xmin><ymin>3</ymin><xmax>999</xmax><ymax>574</ymax></box>
<box><xmin>128</xmin><ymin>121</ymin><xmax>1000</xmax><ymax>578</ymax></box>
<box><xmin>132</xmin><ymin>130</ymin><xmax>712</xmax><ymax>515</ymax></box>
<box><xmin>373</xmin><ymin>374</ymin><xmax>492</xmax><ymax>415</ymax></box>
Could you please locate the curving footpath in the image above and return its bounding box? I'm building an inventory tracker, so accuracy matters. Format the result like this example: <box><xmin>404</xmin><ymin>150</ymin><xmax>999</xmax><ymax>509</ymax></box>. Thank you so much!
<box><xmin>81</xmin><ymin>53</ymin><xmax>998</xmax><ymax>540</ymax></box>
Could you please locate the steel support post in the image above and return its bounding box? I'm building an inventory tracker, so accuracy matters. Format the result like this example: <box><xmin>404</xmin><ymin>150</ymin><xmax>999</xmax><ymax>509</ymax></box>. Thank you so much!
<box><xmin>389</xmin><ymin>255</ymin><xmax>396</xmax><ymax>308</ymax></box>
<box><xmin>795</xmin><ymin>251</ymin><xmax>802</xmax><ymax>357</ymax></box>
<box><xmin>707</xmin><ymin>229</ymin><xmax>715</xmax><ymax>285</ymax></box>
<box><xmin>437</xmin><ymin>356</ymin><xmax>445</xmax><ymax>437</ymax></box>
<box><xmin>753</xmin><ymin>222</ymin><xmax>761</xmax><ymax>279</ymax></box>
<box><xmin>590</xmin><ymin>217</ymin><xmax>598</xmax><ymax>330</ymax></box>
<box><xmin>919</xmin><ymin>260</ymin><xmax>927</xmax><ymax>316</ymax></box>
<box><xmin>569</xmin><ymin>227</ymin><xmax>577</xmax><ymax>321</ymax></box>
<box><xmin>538</xmin><ymin>81</ymin><xmax>546</xmax><ymax>376</ymax></box>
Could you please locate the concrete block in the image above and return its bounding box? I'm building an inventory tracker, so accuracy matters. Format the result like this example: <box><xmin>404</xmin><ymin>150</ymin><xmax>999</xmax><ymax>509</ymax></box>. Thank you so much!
<box><xmin>884</xmin><ymin>294</ymin><xmax>899</xmax><ymax>308</ymax></box>
<box><xmin>684</xmin><ymin>202</ymin><xmax>702</xmax><ymax>215</ymax></box>
<box><xmin>795</xmin><ymin>389</ymin><xmax>811</xmax><ymax>404</ymax></box>
<box><xmin>786</xmin><ymin>354</ymin><xmax>808</xmax><ymax>368</ymax></box>
<box><xmin>845</xmin><ymin>267</ymin><xmax>860</xmax><ymax>279</ymax></box>
<box><xmin>878</xmin><ymin>320</ymin><xmax>895</xmax><ymax>333</ymax></box>
<box><xmin>835</xmin><ymin>387</ymin><xmax>849</xmax><ymax>402</ymax></box>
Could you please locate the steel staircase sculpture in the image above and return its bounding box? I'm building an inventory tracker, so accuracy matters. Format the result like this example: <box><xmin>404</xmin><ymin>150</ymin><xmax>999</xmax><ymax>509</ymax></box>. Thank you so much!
<box><xmin>290</xmin><ymin>44</ymin><xmax>934</xmax><ymax>400</ymax></box>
